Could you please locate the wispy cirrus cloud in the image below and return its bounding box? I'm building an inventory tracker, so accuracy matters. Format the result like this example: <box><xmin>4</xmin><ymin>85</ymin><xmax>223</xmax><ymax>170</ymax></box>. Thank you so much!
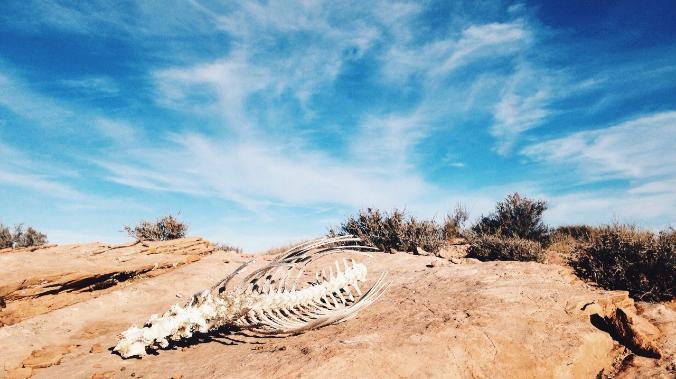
<box><xmin>130</xmin><ymin>3</ymin><xmax>542</xmax><ymax>214</ymax></box>
<box><xmin>60</xmin><ymin>76</ymin><xmax>120</xmax><ymax>95</ymax></box>
<box><xmin>382</xmin><ymin>21</ymin><xmax>530</xmax><ymax>82</ymax></box>
<box><xmin>153</xmin><ymin>52</ymin><xmax>272</xmax><ymax>131</ymax></box>
<box><xmin>0</xmin><ymin>72</ymin><xmax>74</xmax><ymax>126</ymax></box>
<box><xmin>545</xmin><ymin>190</ymin><xmax>675</xmax><ymax>228</ymax></box>
<box><xmin>523</xmin><ymin>111</ymin><xmax>676</xmax><ymax>181</ymax></box>
<box><xmin>100</xmin><ymin>1</ymin><xmax>584</xmax><ymax>222</ymax></box>
<box><xmin>153</xmin><ymin>1</ymin><xmax>389</xmax><ymax>127</ymax></box>
<box><xmin>379</xmin><ymin>19</ymin><xmax>545</xmax><ymax>155</ymax></box>
<box><xmin>491</xmin><ymin>64</ymin><xmax>551</xmax><ymax>155</ymax></box>
<box><xmin>1</xmin><ymin>0</ymin><xmax>214</xmax><ymax>38</ymax></box>
<box><xmin>523</xmin><ymin>111</ymin><xmax>676</xmax><ymax>227</ymax></box>
<box><xmin>0</xmin><ymin>141</ymin><xmax>85</xmax><ymax>201</ymax></box>
<box><xmin>94</xmin><ymin>118</ymin><xmax>138</xmax><ymax>144</ymax></box>
<box><xmin>97</xmin><ymin>132</ymin><xmax>433</xmax><ymax>211</ymax></box>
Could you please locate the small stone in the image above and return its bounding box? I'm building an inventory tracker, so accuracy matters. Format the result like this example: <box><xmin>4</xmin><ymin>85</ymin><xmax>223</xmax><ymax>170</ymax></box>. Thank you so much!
<box><xmin>90</xmin><ymin>371</ymin><xmax>115</xmax><ymax>379</ymax></box>
<box><xmin>427</xmin><ymin>260</ymin><xmax>448</xmax><ymax>268</ymax></box>
<box><xmin>90</xmin><ymin>343</ymin><xmax>105</xmax><ymax>353</ymax></box>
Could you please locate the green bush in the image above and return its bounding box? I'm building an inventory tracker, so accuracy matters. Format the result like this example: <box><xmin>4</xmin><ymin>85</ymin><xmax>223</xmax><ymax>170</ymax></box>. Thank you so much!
<box><xmin>329</xmin><ymin>208</ymin><xmax>444</xmax><ymax>254</ymax></box>
<box><xmin>472</xmin><ymin>193</ymin><xmax>550</xmax><ymax>245</ymax></box>
<box><xmin>467</xmin><ymin>234</ymin><xmax>545</xmax><ymax>263</ymax></box>
<box><xmin>569</xmin><ymin>225</ymin><xmax>675</xmax><ymax>301</ymax></box>
<box><xmin>0</xmin><ymin>223</ymin><xmax>48</xmax><ymax>249</ymax></box>
<box><xmin>124</xmin><ymin>214</ymin><xmax>188</xmax><ymax>241</ymax></box>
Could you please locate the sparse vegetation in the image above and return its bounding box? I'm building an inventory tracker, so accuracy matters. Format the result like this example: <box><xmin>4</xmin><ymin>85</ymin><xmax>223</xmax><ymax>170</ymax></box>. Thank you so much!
<box><xmin>124</xmin><ymin>214</ymin><xmax>188</xmax><ymax>241</ymax></box>
<box><xmin>0</xmin><ymin>223</ymin><xmax>48</xmax><ymax>249</ymax></box>
<box><xmin>569</xmin><ymin>224</ymin><xmax>675</xmax><ymax>302</ymax></box>
<box><xmin>553</xmin><ymin>225</ymin><xmax>600</xmax><ymax>243</ymax></box>
<box><xmin>329</xmin><ymin>208</ymin><xmax>445</xmax><ymax>254</ymax></box>
<box><xmin>472</xmin><ymin>193</ymin><xmax>550</xmax><ymax>245</ymax></box>
<box><xmin>468</xmin><ymin>193</ymin><xmax>549</xmax><ymax>262</ymax></box>
<box><xmin>467</xmin><ymin>234</ymin><xmax>546</xmax><ymax>263</ymax></box>
<box><xmin>215</xmin><ymin>243</ymin><xmax>243</xmax><ymax>254</ymax></box>
<box><xmin>547</xmin><ymin>225</ymin><xmax>602</xmax><ymax>263</ymax></box>
<box><xmin>0</xmin><ymin>224</ymin><xmax>10</xmax><ymax>248</ymax></box>
<box><xmin>442</xmin><ymin>204</ymin><xmax>469</xmax><ymax>240</ymax></box>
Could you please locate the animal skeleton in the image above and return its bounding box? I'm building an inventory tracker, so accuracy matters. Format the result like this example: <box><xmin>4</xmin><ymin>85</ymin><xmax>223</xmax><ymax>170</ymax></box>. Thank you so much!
<box><xmin>114</xmin><ymin>236</ymin><xmax>389</xmax><ymax>358</ymax></box>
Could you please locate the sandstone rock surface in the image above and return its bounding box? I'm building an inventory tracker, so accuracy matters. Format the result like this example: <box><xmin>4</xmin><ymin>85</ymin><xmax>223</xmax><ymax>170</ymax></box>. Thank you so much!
<box><xmin>0</xmin><ymin>237</ymin><xmax>214</xmax><ymax>326</ymax></box>
<box><xmin>0</xmin><ymin>242</ymin><xmax>672</xmax><ymax>378</ymax></box>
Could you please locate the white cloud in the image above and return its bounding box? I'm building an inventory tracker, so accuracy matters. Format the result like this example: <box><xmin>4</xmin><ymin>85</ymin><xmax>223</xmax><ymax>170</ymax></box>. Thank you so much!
<box><xmin>61</xmin><ymin>76</ymin><xmax>119</xmax><ymax>95</ymax></box>
<box><xmin>97</xmin><ymin>132</ymin><xmax>433</xmax><ymax>211</ymax></box>
<box><xmin>0</xmin><ymin>141</ymin><xmax>86</xmax><ymax>201</ymax></box>
<box><xmin>94</xmin><ymin>118</ymin><xmax>137</xmax><ymax>144</ymax></box>
<box><xmin>0</xmin><ymin>70</ymin><xmax>141</xmax><ymax>145</ymax></box>
<box><xmin>142</xmin><ymin>4</ymin><xmax>548</xmax><ymax>224</ymax></box>
<box><xmin>523</xmin><ymin>111</ymin><xmax>676</xmax><ymax>227</ymax></box>
<box><xmin>382</xmin><ymin>22</ymin><xmax>529</xmax><ymax>82</ymax></box>
<box><xmin>2</xmin><ymin>1</ymin><xmax>215</xmax><ymax>38</ymax></box>
<box><xmin>523</xmin><ymin>111</ymin><xmax>676</xmax><ymax>180</ymax></box>
<box><xmin>155</xmin><ymin>56</ymin><xmax>266</xmax><ymax>131</ymax></box>
<box><xmin>351</xmin><ymin>110</ymin><xmax>429</xmax><ymax>171</ymax></box>
<box><xmin>628</xmin><ymin>179</ymin><xmax>676</xmax><ymax>195</ymax></box>
<box><xmin>491</xmin><ymin>64</ymin><xmax>550</xmax><ymax>155</ymax></box>
<box><xmin>0</xmin><ymin>73</ymin><xmax>74</xmax><ymax>125</ymax></box>
<box><xmin>377</xmin><ymin>21</ymin><xmax>541</xmax><ymax>156</ymax></box>
<box><xmin>154</xmin><ymin>1</ymin><xmax>386</xmax><ymax>126</ymax></box>
<box><xmin>0</xmin><ymin>170</ymin><xmax>83</xmax><ymax>201</ymax></box>
<box><xmin>438</xmin><ymin>22</ymin><xmax>529</xmax><ymax>74</ymax></box>
<box><xmin>545</xmin><ymin>190</ymin><xmax>675</xmax><ymax>228</ymax></box>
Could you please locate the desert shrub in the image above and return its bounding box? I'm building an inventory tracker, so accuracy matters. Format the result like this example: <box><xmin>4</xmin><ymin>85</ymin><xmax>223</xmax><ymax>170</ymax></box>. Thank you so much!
<box><xmin>553</xmin><ymin>224</ymin><xmax>600</xmax><ymax>242</ymax></box>
<box><xmin>546</xmin><ymin>233</ymin><xmax>580</xmax><ymax>261</ymax></box>
<box><xmin>0</xmin><ymin>223</ymin><xmax>48</xmax><ymax>249</ymax></box>
<box><xmin>0</xmin><ymin>224</ymin><xmax>11</xmax><ymax>249</ymax></box>
<box><xmin>472</xmin><ymin>193</ymin><xmax>550</xmax><ymax>245</ymax></box>
<box><xmin>12</xmin><ymin>224</ymin><xmax>48</xmax><ymax>248</ymax></box>
<box><xmin>569</xmin><ymin>225</ymin><xmax>675</xmax><ymax>301</ymax></box>
<box><xmin>442</xmin><ymin>204</ymin><xmax>469</xmax><ymax>240</ymax></box>
<box><xmin>547</xmin><ymin>225</ymin><xmax>603</xmax><ymax>264</ymax></box>
<box><xmin>124</xmin><ymin>214</ymin><xmax>188</xmax><ymax>241</ymax></box>
<box><xmin>467</xmin><ymin>234</ymin><xmax>546</xmax><ymax>263</ymax></box>
<box><xmin>329</xmin><ymin>208</ymin><xmax>444</xmax><ymax>254</ymax></box>
<box><xmin>215</xmin><ymin>243</ymin><xmax>243</xmax><ymax>254</ymax></box>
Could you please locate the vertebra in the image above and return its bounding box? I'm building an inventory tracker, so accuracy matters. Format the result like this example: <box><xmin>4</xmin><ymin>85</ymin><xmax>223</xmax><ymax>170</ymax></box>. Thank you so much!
<box><xmin>114</xmin><ymin>236</ymin><xmax>389</xmax><ymax>358</ymax></box>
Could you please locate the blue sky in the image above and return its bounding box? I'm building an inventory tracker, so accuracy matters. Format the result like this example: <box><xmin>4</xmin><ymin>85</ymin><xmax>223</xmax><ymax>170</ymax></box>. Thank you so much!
<box><xmin>0</xmin><ymin>1</ymin><xmax>674</xmax><ymax>251</ymax></box>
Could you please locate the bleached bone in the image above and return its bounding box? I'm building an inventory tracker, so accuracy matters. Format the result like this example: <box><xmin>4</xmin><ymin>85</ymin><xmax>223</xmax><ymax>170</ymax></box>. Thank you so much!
<box><xmin>114</xmin><ymin>236</ymin><xmax>389</xmax><ymax>358</ymax></box>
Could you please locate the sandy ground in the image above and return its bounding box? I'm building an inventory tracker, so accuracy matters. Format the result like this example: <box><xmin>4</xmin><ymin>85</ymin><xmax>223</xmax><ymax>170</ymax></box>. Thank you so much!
<box><xmin>0</xmin><ymin>239</ymin><xmax>673</xmax><ymax>378</ymax></box>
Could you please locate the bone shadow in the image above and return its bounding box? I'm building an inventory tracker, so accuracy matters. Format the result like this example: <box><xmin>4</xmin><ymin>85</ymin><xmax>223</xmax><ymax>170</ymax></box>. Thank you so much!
<box><xmin>110</xmin><ymin>325</ymin><xmax>291</xmax><ymax>359</ymax></box>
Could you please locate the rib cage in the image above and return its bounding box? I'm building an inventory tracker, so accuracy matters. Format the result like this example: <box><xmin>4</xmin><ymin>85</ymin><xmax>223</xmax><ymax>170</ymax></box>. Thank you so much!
<box><xmin>113</xmin><ymin>236</ymin><xmax>389</xmax><ymax>358</ymax></box>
